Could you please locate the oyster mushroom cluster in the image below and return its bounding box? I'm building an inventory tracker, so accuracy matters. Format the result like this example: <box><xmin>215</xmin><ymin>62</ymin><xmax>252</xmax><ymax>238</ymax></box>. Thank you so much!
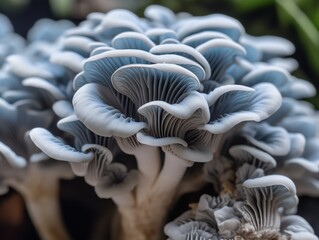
<box><xmin>0</xmin><ymin>4</ymin><xmax>318</xmax><ymax>240</ymax></box>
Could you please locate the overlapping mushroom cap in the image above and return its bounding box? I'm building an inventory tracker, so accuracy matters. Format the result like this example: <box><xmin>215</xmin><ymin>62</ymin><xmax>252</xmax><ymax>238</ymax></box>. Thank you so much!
<box><xmin>0</xmin><ymin>4</ymin><xmax>316</xmax><ymax>240</ymax></box>
<box><xmin>74</xmin><ymin>54</ymin><xmax>214</xmax><ymax>161</ymax></box>
<box><xmin>0</xmin><ymin>98</ymin><xmax>73</xmax><ymax>196</ymax></box>
<box><xmin>237</xmin><ymin>175</ymin><xmax>299</xmax><ymax>238</ymax></box>
<box><xmin>30</xmin><ymin>114</ymin><xmax>138</xmax><ymax>199</ymax></box>
<box><xmin>68</xmin><ymin>7</ymin><xmax>284</xmax><ymax>161</ymax></box>
<box><xmin>31</xmin><ymin>6</ymin><xmax>288</xmax><ymax>160</ymax></box>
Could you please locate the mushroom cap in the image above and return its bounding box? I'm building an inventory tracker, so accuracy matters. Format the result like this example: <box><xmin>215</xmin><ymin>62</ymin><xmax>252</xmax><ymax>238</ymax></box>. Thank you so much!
<box><xmin>175</xmin><ymin>13</ymin><xmax>245</xmax><ymax>41</ymax></box>
<box><xmin>243</xmin><ymin>175</ymin><xmax>298</xmax><ymax>214</ymax></box>
<box><xmin>201</xmin><ymin>83</ymin><xmax>281</xmax><ymax>134</ymax></box>
<box><xmin>196</xmin><ymin>38</ymin><xmax>246</xmax><ymax>82</ymax></box>
<box><xmin>229</xmin><ymin>145</ymin><xmax>276</xmax><ymax>170</ymax></box>
<box><xmin>241</xmin><ymin>122</ymin><xmax>290</xmax><ymax>156</ymax></box>
<box><xmin>164</xmin><ymin>210</ymin><xmax>218</xmax><ymax>240</ymax></box>
<box><xmin>30</xmin><ymin>128</ymin><xmax>93</xmax><ymax>163</ymax></box>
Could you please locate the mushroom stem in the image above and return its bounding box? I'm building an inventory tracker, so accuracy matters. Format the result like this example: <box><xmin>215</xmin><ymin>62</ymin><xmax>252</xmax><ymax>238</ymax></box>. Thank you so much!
<box><xmin>175</xmin><ymin>169</ymin><xmax>206</xmax><ymax>198</ymax></box>
<box><xmin>8</xmin><ymin>166</ymin><xmax>70</xmax><ymax>240</ymax></box>
<box><xmin>112</xmin><ymin>191</ymin><xmax>135</xmax><ymax>208</ymax></box>
<box><xmin>116</xmin><ymin>199</ymin><xmax>167</xmax><ymax>240</ymax></box>
<box><xmin>114</xmin><ymin>151</ymin><xmax>192</xmax><ymax>240</ymax></box>
<box><xmin>152</xmin><ymin>150</ymin><xmax>192</xmax><ymax>196</ymax></box>
<box><xmin>24</xmin><ymin>186</ymin><xmax>70</xmax><ymax>240</ymax></box>
<box><xmin>134</xmin><ymin>145</ymin><xmax>161</xmax><ymax>203</ymax></box>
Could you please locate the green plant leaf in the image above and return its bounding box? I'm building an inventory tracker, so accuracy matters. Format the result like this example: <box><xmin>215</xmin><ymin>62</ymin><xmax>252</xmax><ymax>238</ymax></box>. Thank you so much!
<box><xmin>276</xmin><ymin>0</ymin><xmax>319</xmax><ymax>77</ymax></box>
<box><xmin>49</xmin><ymin>0</ymin><xmax>74</xmax><ymax>17</ymax></box>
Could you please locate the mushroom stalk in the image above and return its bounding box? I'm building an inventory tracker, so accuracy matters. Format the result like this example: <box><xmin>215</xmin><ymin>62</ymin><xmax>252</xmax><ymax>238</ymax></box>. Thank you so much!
<box><xmin>8</xmin><ymin>166</ymin><xmax>70</xmax><ymax>240</ymax></box>
<box><xmin>112</xmin><ymin>191</ymin><xmax>135</xmax><ymax>208</ymax></box>
<box><xmin>24</xmin><ymin>185</ymin><xmax>70</xmax><ymax>240</ymax></box>
<box><xmin>152</xmin><ymin>150</ymin><xmax>192</xmax><ymax>195</ymax></box>
<box><xmin>175</xmin><ymin>169</ymin><xmax>206</xmax><ymax>198</ymax></box>
<box><xmin>134</xmin><ymin>145</ymin><xmax>161</xmax><ymax>203</ymax></box>
<box><xmin>114</xmin><ymin>150</ymin><xmax>192</xmax><ymax>240</ymax></box>
<box><xmin>116</xmin><ymin>198</ymin><xmax>168</xmax><ymax>240</ymax></box>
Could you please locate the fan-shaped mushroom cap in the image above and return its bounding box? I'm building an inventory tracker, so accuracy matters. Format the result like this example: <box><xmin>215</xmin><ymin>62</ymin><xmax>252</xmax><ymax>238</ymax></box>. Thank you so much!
<box><xmin>235</xmin><ymin>175</ymin><xmax>299</xmax><ymax>239</ymax></box>
<box><xmin>201</xmin><ymin>83</ymin><xmax>281</xmax><ymax>134</ymax></box>
<box><xmin>229</xmin><ymin>145</ymin><xmax>276</xmax><ymax>170</ymax></box>
<box><xmin>242</xmin><ymin>175</ymin><xmax>298</xmax><ymax>214</ymax></box>
<box><xmin>30</xmin><ymin>128</ymin><xmax>94</xmax><ymax>163</ymax></box>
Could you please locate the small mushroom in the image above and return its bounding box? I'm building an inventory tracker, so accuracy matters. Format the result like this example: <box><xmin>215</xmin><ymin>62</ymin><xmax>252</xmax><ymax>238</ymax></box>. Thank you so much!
<box><xmin>237</xmin><ymin>175</ymin><xmax>299</xmax><ymax>239</ymax></box>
